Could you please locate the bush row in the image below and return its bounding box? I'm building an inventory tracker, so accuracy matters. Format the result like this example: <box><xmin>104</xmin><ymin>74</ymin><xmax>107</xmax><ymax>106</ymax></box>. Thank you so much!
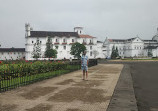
<box><xmin>0</xmin><ymin>61</ymin><xmax>70</xmax><ymax>80</ymax></box>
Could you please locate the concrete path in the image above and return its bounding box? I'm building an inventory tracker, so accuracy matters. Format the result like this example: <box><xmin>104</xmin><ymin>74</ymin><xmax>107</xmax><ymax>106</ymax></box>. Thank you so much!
<box><xmin>107</xmin><ymin>64</ymin><xmax>138</xmax><ymax>111</ymax></box>
<box><xmin>0</xmin><ymin>64</ymin><xmax>123</xmax><ymax>111</ymax></box>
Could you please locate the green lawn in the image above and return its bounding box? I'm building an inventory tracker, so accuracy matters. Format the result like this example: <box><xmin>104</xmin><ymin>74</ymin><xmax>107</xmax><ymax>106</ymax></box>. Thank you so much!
<box><xmin>122</xmin><ymin>58</ymin><xmax>158</xmax><ymax>60</ymax></box>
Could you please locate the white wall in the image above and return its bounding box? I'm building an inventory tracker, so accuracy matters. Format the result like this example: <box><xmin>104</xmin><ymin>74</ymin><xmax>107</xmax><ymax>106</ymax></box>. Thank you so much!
<box><xmin>0</xmin><ymin>52</ymin><xmax>25</xmax><ymax>60</ymax></box>
<box><xmin>25</xmin><ymin>36</ymin><xmax>103</xmax><ymax>60</ymax></box>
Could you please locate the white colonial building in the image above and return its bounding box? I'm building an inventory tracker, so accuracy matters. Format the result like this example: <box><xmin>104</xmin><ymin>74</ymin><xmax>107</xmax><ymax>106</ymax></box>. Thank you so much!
<box><xmin>104</xmin><ymin>28</ymin><xmax>158</xmax><ymax>58</ymax></box>
<box><xmin>25</xmin><ymin>23</ymin><xmax>106</xmax><ymax>60</ymax></box>
<box><xmin>0</xmin><ymin>48</ymin><xmax>25</xmax><ymax>60</ymax></box>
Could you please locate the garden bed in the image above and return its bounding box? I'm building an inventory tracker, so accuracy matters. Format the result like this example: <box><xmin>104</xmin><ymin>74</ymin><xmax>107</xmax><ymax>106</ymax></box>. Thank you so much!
<box><xmin>0</xmin><ymin>60</ymin><xmax>97</xmax><ymax>92</ymax></box>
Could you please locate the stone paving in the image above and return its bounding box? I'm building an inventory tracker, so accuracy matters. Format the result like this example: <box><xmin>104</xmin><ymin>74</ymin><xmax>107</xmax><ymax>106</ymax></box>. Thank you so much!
<box><xmin>0</xmin><ymin>64</ymin><xmax>123</xmax><ymax>111</ymax></box>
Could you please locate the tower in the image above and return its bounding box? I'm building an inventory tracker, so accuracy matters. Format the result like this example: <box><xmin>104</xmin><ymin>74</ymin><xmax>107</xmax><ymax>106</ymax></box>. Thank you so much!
<box><xmin>152</xmin><ymin>27</ymin><xmax>158</xmax><ymax>41</ymax></box>
<box><xmin>25</xmin><ymin>23</ymin><xmax>33</xmax><ymax>37</ymax></box>
<box><xmin>74</xmin><ymin>27</ymin><xmax>83</xmax><ymax>35</ymax></box>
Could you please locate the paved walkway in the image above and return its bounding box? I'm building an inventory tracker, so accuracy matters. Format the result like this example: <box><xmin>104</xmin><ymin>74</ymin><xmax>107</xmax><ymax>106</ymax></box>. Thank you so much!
<box><xmin>0</xmin><ymin>64</ymin><xmax>123</xmax><ymax>111</ymax></box>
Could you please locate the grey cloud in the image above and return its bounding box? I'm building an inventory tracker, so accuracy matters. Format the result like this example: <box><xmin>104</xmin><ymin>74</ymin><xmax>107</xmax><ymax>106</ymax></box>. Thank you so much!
<box><xmin>0</xmin><ymin>0</ymin><xmax>158</xmax><ymax>47</ymax></box>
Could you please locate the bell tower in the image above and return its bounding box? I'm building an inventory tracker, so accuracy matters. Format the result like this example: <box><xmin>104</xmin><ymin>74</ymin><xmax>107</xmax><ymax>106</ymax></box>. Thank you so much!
<box><xmin>74</xmin><ymin>27</ymin><xmax>83</xmax><ymax>35</ymax></box>
<box><xmin>25</xmin><ymin>23</ymin><xmax>33</xmax><ymax>37</ymax></box>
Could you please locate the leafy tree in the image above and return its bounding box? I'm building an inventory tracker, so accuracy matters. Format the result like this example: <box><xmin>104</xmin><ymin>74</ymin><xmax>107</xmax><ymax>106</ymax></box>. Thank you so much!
<box><xmin>115</xmin><ymin>47</ymin><xmax>119</xmax><ymax>57</ymax></box>
<box><xmin>32</xmin><ymin>38</ymin><xmax>41</xmax><ymax>60</ymax></box>
<box><xmin>45</xmin><ymin>37</ymin><xmax>52</xmax><ymax>51</ymax></box>
<box><xmin>148</xmin><ymin>51</ymin><xmax>153</xmax><ymax>57</ymax></box>
<box><xmin>111</xmin><ymin>45</ymin><xmax>119</xmax><ymax>59</ymax></box>
<box><xmin>93</xmin><ymin>50</ymin><xmax>99</xmax><ymax>58</ymax></box>
<box><xmin>70</xmin><ymin>42</ymin><xmax>86</xmax><ymax>59</ymax></box>
<box><xmin>111</xmin><ymin>45</ymin><xmax>115</xmax><ymax>59</ymax></box>
<box><xmin>45</xmin><ymin>49</ymin><xmax>57</xmax><ymax>58</ymax></box>
<box><xmin>45</xmin><ymin>37</ymin><xmax>57</xmax><ymax>58</ymax></box>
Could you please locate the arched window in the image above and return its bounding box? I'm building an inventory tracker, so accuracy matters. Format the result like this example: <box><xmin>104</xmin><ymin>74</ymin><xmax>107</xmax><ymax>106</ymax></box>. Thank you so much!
<box><xmin>90</xmin><ymin>46</ymin><xmax>92</xmax><ymax>50</ymax></box>
<box><xmin>63</xmin><ymin>38</ymin><xmax>66</xmax><ymax>43</ymax></box>
<box><xmin>90</xmin><ymin>51</ymin><xmax>92</xmax><ymax>56</ymax></box>
<box><xmin>56</xmin><ymin>38</ymin><xmax>59</xmax><ymax>43</ymax></box>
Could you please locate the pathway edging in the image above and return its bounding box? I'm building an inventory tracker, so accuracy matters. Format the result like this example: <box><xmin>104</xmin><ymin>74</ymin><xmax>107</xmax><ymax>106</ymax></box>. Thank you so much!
<box><xmin>107</xmin><ymin>64</ymin><xmax>138</xmax><ymax>111</ymax></box>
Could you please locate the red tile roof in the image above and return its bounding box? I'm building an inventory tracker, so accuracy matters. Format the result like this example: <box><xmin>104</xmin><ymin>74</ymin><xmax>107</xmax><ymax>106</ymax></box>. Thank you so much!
<box><xmin>79</xmin><ymin>35</ymin><xmax>96</xmax><ymax>38</ymax></box>
<box><xmin>108</xmin><ymin>39</ymin><xmax>113</xmax><ymax>42</ymax></box>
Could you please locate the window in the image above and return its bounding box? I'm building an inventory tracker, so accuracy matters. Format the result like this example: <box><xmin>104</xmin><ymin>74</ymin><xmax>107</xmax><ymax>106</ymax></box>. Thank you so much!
<box><xmin>55</xmin><ymin>46</ymin><xmax>58</xmax><ymax>49</ymax></box>
<box><xmin>63</xmin><ymin>46</ymin><xmax>66</xmax><ymax>50</ymax></box>
<box><xmin>90</xmin><ymin>46</ymin><xmax>92</xmax><ymax>50</ymax></box>
<box><xmin>63</xmin><ymin>39</ymin><xmax>66</xmax><ymax>43</ymax></box>
<box><xmin>120</xmin><ymin>52</ymin><xmax>121</xmax><ymax>55</ymax></box>
<box><xmin>72</xmin><ymin>39</ymin><xmax>74</xmax><ymax>43</ymax></box>
<box><xmin>90</xmin><ymin>40</ymin><xmax>92</xmax><ymax>43</ymax></box>
<box><xmin>14</xmin><ymin>52</ymin><xmax>16</xmax><ymax>54</ymax></box>
<box><xmin>40</xmin><ymin>41</ymin><xmax>42</xmax><ymax>44</ymax></box>
<box><xmin>32</xmin><ymin>41</ymin><xmax>34</xmax><ymax>43</ymax></box>
<box><xmin>90</xmin><ymin>51</ymin><xmax>92</xmax><ymax>56</ymax></box>
<box><xmin>56</xmin><ymin>39</ymin><xmax>58</xmax><ymax>42</ymax></box>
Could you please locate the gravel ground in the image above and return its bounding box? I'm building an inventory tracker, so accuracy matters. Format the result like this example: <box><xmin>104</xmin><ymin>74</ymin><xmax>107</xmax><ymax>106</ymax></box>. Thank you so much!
<box><xmin>0</xmin><ymin>64</ymin><xmax>123</xmax><ymax>111</ymax></box>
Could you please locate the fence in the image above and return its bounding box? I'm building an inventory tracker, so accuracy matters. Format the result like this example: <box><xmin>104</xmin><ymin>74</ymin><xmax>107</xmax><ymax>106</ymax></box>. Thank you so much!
<box><xmin>0</xmin><ymin>59</ymin><xmax>97</xmax><ymax>93</ymax></box>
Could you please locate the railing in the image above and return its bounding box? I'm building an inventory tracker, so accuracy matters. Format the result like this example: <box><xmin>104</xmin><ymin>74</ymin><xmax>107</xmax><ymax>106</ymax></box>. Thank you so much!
<box><xmin>0</xmin><ymin>59</ymin><xmax>97</xmax><ymax>93</ymax></box>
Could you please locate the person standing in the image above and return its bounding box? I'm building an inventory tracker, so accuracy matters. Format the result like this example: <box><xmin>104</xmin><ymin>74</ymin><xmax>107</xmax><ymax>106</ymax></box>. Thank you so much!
<box><xmin>81</xmin><ymin>51</ymin><xmax>88</xmax><ymax>80</ymax></box>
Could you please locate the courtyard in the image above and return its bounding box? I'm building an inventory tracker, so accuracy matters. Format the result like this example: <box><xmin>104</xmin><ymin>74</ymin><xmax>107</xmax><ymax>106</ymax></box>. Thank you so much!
<box><xmin>0</xmin><ymin>64</ymin><xmax>123</xmax><ymax>111</ymax></box>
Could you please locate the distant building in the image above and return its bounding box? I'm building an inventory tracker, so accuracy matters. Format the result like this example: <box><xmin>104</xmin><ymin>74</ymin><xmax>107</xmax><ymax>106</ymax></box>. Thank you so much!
<box><xmin>25</xmin><ymin>23</ymin><xmax>106</xmax><ymax>60</ymax></box>
<box><xmin>104</xmin><ymin>28</ymin><xmax>158</xmax><ymax>58</ymax></box>
<box><xmin>0</xmin><ymin>48</ymin><xmax>25</xmax><ymax>60</ymax></box>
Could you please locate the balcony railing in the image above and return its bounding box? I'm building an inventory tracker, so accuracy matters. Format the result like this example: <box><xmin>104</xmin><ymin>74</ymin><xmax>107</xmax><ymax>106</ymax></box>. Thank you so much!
<box><xmin>69</xmin><ymin>43</ymin><xmax>75</xmax><ymax>45</ymax></box>
<box><xmin>62</xmin><ymin>42</ymin><xmax>67</xmax><ymax>45</ymax></box>
<box><xmin>89</xmin><ymin>42</ymin><xmax>94</xmax><ymax>45</ymax></box>
<box><xmin>82</xmin><ymin>42</ymin><xmax>87</xmax><ymax>45</ymax></box>
<box><xmin>54</xmin><ymin>42</ymin><xmax>59</xmax><ymax>44</ymax></box>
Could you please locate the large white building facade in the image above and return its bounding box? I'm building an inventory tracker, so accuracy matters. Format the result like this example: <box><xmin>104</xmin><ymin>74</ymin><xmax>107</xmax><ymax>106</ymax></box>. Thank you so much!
<box><xmin>1</xmin><ymin>24</ymin><xmax>158</xmax><ymax>60</ymax></box>
<box><xmin>25</xmin><ymin>23</ymin><xmax>106</xmax><ymax>60</ymax></box>
<box><xmin>104</xmin><ymin>28</ymin><xmax>158</xmax><ymax>58</ymax></box>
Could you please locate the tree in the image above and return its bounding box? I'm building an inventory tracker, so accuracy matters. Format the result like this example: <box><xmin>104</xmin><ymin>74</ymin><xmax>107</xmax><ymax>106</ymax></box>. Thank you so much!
<box><xmin>45</xmin><ymin>37</ymin><xmax>52</xmax><ymax>51</ymax></box>
<box><xmin>45</xmin><ymin>49</ymin><xmax>57</xmax><ymax>58</ymax></box>
<box><xmin>70</xmin><ymin>42</ymin><xmax>86</xmax><ymax>59</ymax></box>
<box><xmin>111</xmin><ymin>45</ymin><xmax>115</xmax><ymax>59</ymax></box>
<box><xmin>32</xmin><ymin>38</ymin><xmax>41</xmax><ymax>60</ymax></box>
<box><xmin>148</xmin><ymin>50</ymin><xmax>153</xmax><ymax>57</ymax></box>
<box><xmin>115</xmin><ymin>47</ymin><xmax>119</xmax><ymax>57</ymax></box>
<box><xmin>45</xmin><ymin>37</ymin><xmax>57</xmax><ymax>58</ymax></box>
<box><xmin>111</xmin><ymin>45</ymin><xmax>119</xmax><ymax>59</ymax></box>
<box><xmin>93</xmin><ymin>50</ymin><xmax>99</xmax><ymax>58</ymax></box>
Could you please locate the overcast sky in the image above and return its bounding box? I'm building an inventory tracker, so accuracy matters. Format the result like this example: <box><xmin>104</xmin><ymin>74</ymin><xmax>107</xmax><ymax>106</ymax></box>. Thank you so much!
<box><xmin>0</xmin><ymin>0</ymin><xmax>158</xmax><ymax>48</ymax></box>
